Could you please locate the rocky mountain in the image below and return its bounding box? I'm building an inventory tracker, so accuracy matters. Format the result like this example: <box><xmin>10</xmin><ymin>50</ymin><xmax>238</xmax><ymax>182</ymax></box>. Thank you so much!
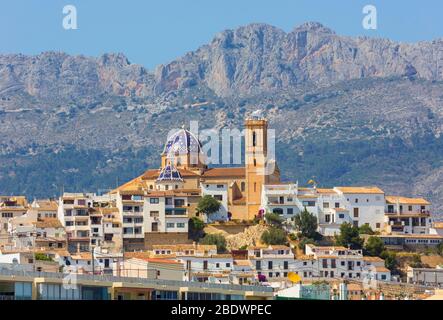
<box><xmin>1</xmin><ymin>22</ymin><xmax>443</xmax><ymax>213</ymax></box>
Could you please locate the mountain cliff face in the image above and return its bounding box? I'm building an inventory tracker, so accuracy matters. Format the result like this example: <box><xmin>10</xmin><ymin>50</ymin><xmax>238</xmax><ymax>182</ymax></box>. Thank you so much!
<box><xmin>154</xmin><ymin>22</ymin><xmax>443</xmax><ymax>96</ymax></box>
<box><xmin>1</xmin><ymin>22</ymin><xmax>443</xmax><ymax>212</ymax></box>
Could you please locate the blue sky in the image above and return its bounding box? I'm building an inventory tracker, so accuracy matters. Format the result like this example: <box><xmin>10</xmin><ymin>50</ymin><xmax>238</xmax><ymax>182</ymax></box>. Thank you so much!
<box><xmin>1</xmin><ymin>0</ymin><xmax>442</xmax><ymax>69</ymax></box>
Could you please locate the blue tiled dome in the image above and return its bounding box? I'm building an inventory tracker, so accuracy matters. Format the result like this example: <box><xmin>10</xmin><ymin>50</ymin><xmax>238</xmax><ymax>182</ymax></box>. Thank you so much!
<box><xmin>157</xmin><ymin>164</ymin><xmax>183</xmax><ymax>182</ymax></box>
<box><xmin>162</xmin><ymin>129</ymin><xmax>202</xmax><ymax>156</ymax></box>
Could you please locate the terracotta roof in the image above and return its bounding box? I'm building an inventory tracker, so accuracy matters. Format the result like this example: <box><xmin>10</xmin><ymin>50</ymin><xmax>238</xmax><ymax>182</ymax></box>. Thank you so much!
<box><xmin>34</xmin><ymin>200</ymin><xmax>58</xmax><ymax>211</ymax></box>
<box><xmin>374</xmin><ymin>266</ymin><xmax>390</xmax><ymax>273</ymax></box>
<box><xmin>362</xmin><ymin>256</ymin><xmax>384</xmax><ymax>262</ymax></box>
<box><xmin>202</xmin><ymin>167</ymin><xmax>245</xmax><ymax>178</ymax></box>
<box><xmin>385</xmin><ymin>196</ymin><xmax>430</xmax><ymax>205</ymax></box>
<box><xmin>316</xmin><ymin>188</ymin><xmax>338</xmax><ymax>194</ymax></box>
<box><xmin>125</xmin><ymin>251</ymin><xmax>152</xmax><ymax>260</ymax></box>
<box><xmin>131</xmin><ymin>257</ymin><xmax>183</xmax><ymax>265</ymax></box>
<box><xmin>34</xmin><ymin>219</ymin><xmax>63</xmax><ymax>229</ymax></box>
<box><xmin>111</xmin><ymin>174</ymin><xmax>145</xmax><ymax>194</ymax></box>
<box><xmin>234</xmin><ymin>260</ymin><xmax>252</xmax><ymax>267</ymax></box>
<box><xmin>71</xmin><ymin>253</ymin><xmax>92</xmax><ymax>260</ymax></box>
<box><xmin>335</xmin><ymin>186</ymin><xmax>384</xmax><ymax>194</ymax></box>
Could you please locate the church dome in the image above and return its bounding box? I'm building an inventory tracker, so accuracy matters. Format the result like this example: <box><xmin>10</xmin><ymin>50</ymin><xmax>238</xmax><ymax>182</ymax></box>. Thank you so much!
<box><xmin>162</xmin><ymin>129</ymin><xmax>202</xmax><ymax>156</ymax></box>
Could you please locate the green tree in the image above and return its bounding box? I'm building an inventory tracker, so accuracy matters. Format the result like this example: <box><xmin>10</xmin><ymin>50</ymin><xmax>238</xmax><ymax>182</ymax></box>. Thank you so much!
<box><xmin>293</xmin><ymin>207</ymin><xmax>318</xmax><ymax>239</ymax></box>
<box><xmin>261</xmin><ymin>227</ymin><xmax>287</xmax><ymax>245</ymax></box>
<box><xmin>200</xmin><ymin>234</ymin><xmax>227</xmax><ymax>253</ymax></box>
<box><xmin>34</xmin><ymin>253</ymin><xmax>53</xmax><ymax>262</ymax></box>
<box><xmin>188</xmin><ymin>217</ymin><xmax>205</xmax><ymax>241</ymax></box>
<box><xmin>264</xmin><ymin>212</ymin><xmax>283</xmax><ymax>228</ymax></box>
<box><xmin>364</xmin><ymin>236</ymin><xmax>385</xmax><ymax>257</ymax></box>
<box><xmin>335</xmin><ymin>223</ymin><xmax>364</xmax><ymax>250</ymax></box>
<box><xmin>359</xmin><ymin>223</ymin><xmax>375</xmax><ymax>235</ymax></box>
<box><xmin>196</xmin><ymin>195</ymin><xmax>221</xmax><ymax>217</ymax></box>
<box><xmin>381</xmin><ymin>251</ymin><xmax>398</xmax><ymax>272</ymax></box>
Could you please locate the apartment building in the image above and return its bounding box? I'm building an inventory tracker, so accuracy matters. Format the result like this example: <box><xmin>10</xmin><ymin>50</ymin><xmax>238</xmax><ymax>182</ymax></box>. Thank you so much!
<box><xmin>115</xmin><ymin>189</ymin><xmax>145</xmax><ymax>240</ymax></box>
<box><xmin>261</xmin><ymin>184</ymin><xmax>300</xmax><ymax>219</ymax></box>
<box><xmin>294</xmin><ymin>244</ymin><xmax>391</xmax><ymax>282</ymax></box>
<box><xmin>248</xmin><ymin>245</ymin><xmax>295</xmax><ymax>280</ymax></box>
<box><xmin>260</xmin><ymin>185</ymin><xmax>386</xmax><ymax>235</ymax></box>
<box><xmin>58</xmin><ymin>193</ymin><xmax>94</xmax><ymax>253</ymax></box>
<box><xmin>144</xmin><ymin>189</ymin><xmax>200</xmax><ymax>234</ymax></box>
<box><xmin>384</xmin><ymin>196</ymin><xmax>432</xmax><ymax>234</ymax></box>
<box><xmin>0</xmin><ymin>196</ymin><xmax>28</xmax><ymax>236</ymax></box>
<box><xmin>407</xmin><ymin>265</ymin><xmax>443</xmax><ymax>287</ymax></box>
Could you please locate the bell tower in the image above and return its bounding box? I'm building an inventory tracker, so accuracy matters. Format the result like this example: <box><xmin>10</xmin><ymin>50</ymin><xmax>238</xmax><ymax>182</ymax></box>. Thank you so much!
<box><xmin>245</xmin><ymin>110</ymin><xmax>274</xmax><ymax>220</ymax></box>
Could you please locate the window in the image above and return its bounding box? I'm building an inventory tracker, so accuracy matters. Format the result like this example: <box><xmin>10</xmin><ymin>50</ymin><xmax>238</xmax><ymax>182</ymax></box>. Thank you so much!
<box><xmin>226</xmin><ymin>263</ymin><xmax>231</xmax><ymax>268</ymax></box>
<box><xmin>339</xmin><ymin>214</ymin><xmax>344</xmax><ymax>219</ymax></box>
<box><xmin>302</xmin><ymin>201</ymin><xmax>315</xmax><ymax>207</ymax></box>
<box><xmin>241</xmin><ymin>182</ymin><xmax>245</xmax><ymax>192</ymax></box>
<box><xmin>325</xmin><ymin>215</ymin><xmax>331</xmax><ymax>223</ymax></box>
<box><xmin>134</xmin><ymin>217</ymin><xmax>143</xmax><ymax>224</ymax></box>
<box><xmin>2</xmin><ymin>212</ymin><xmax>13</xmax><ymax>218</ymax></box>
<box><xmin>253</xmin><ymin>159</ymin><xmax>257</xmax><ymax>167</ymax></box>
<box><xmin>331</xmin><ymin>259</ymin><xmax>336</xmax><ymax>268</ymax></box>
<box><xmin>252</xmin><ymin>131</ymin><xmax>256</xmax><ymax>147</ymax></box>
<box><xmin>174</xmin><ymin>199</ymin><xmax>185</xmax><ymax>207</ymax></box>
<box><xmin>323</xmin><ymin>202</ymin><xmax>330</xmax><ymax>209</ymax></box>
<box><xmin>287</xmin><ymin>208</ymin><xmax>294</xmax><ymax>215</ymax></box>
<box><xmin>355</xmin><ymin>198</ymin><xmax>358</xmax><ymax>203</ymax></box>
<box><xmin>376</xmin><ymin>223</ymin><xmax>381</xmax><ymax>229</ymax></box>
<box><xmin>150</xmin><ymin>211</ymin><xmax>159</xmax><ymax>217</ymax></box>
<box><xmin>165</xmin><ymin>198</ymin><xmax>173</xmax><ymax>205</ymax></box>
<box><xmin>353</xmin><ymin>208</ymin><xmax>359</xmax><ymax>218</ymax></box>
<box><xmin>216</xmin><ymin>185</ymin><xmax>224</xmax><ymax>189</ymax></box>
<box><xmin>214</xmin><ymin>195</ymin><xmax>223</xmax><ymax>201</ymax></box>
<box><xmin>166</xmin><ymin>223</ymin><xmax>175</xmax><ymax>228</ymax></box>
<box><xmin>322</xmin><ymin>259</ymin><xmax>328</xmax><ymax>268</ymax></box>
<box><xmin>268</xmin><ymin>261</ymin><xmax>273</xmax><ymax>270</ymax></box>
<box><xmin>177</xmin><ymin>223</ymin><xmax>185</xmax><ymax>228</ymax></box>
<box><xmin>133</xmin><ymin>195</ymin><xmax>143</xmax><ymax>201</ymax></box>
<box><xmin>335</xmin><ymin>202</ymin><xmax>340</xmax><ymax>208</ymax></box>
<box><xmin>284</xmin><ymin>261</ymin><xmax>288</xmax><ymax>270</ymax></box>
<box><xmin>150</xmin><ymin>198</ymin><xmax>159</xmax><ymax>204</ymax></box>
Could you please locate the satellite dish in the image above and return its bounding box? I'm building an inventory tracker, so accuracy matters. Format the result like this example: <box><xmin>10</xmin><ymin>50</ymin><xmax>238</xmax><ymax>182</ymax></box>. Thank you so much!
<box><xmin>288</xmin><ymin>272</ymin><xmax>302</xmax><ymax>283</ymax></box>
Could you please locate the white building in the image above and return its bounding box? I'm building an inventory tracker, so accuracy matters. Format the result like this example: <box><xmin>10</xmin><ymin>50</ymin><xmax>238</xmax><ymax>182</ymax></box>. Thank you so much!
<box><xmin>200</xmin><ymin>182</ymin><xmax>229</xmax><ymax>222</ymax></box>
<box><xmin>384</xmin><ymin>196</ymin><xmax>432</xmax><ymax>234</ymax></box>
<box><xmin>294</xmin><ymin>244</ymin><xmax>391</xmax><ymax>282</ymax></box>
<box><xmin>407</xmin><ymin>265</ymin><xmax>443</xmax><ymax>287</ymax></box>
<box><xmin>260</xmin><ymin>185</ymin><xmax>387</xmax><ymax>236</ymax></box>
<box><xmin>248</xmin><ymin>245</ymin><xmax>296</xmax><ymax>280</ymax></box>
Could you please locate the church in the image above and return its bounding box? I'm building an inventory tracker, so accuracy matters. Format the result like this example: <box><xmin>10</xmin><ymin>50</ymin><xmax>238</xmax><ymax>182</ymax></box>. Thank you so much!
<box><xmin>111</xmin><ymin>112</ymin><xmax>280</xmax><ymax>245</ymax></box>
